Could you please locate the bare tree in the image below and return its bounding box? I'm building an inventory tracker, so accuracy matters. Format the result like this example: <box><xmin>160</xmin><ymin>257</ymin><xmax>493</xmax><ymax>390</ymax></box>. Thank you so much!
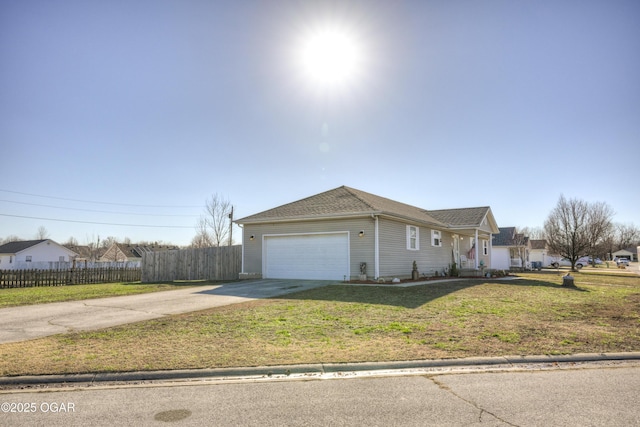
<box><xmin>527</xmin><ymin>227</ymin><xmax>546</xmax><ymax>240</ymax></box>
<box><xmin>85</xmin><ymin>234</ymin><xmax>103</xmax><ymax>261</ymax></box>
<box><xmin>35</xmin><ymin>225</ymin><xmax>50</xmax><ymax>240</ymax></box>
<box><xmin>585</xmin><ymin>201</ymin><xmax>615</xmax><ymax>264</ymax></box>
<box><xmin>101</xmin><ymin>236</ymin><xmax>118</xmax><ymax>249</ymax></box>
<box><xmin>191</xmin><ymin>216</ymin><xmax>214</xmax><ymax>248</ymax></box>
<box><xmin>544</xmin><ymin>195</ymin><xmax>613</xmax><ymax>271</ymax></box>
<box><xmin>1</xmin><ymin>235</ymin><xmax>21</xmax><ymax>245</ymax></box>
<box><xmin>64</xmin><ymin>236</ymin><xmax>79</xmax><ymax>246</ymax></box>
<box><xmin>614</xmin><ymin>223</ymin><xmax>640</xmax><ymax>251</ymax></box>
<box><xmin>195</xmin><ymin>194</ymin><xmax>233</xmax><ymax>247</ymax></box>
<box><xmin>510</xmin><ymin>227</ymin><xmax>531</xmax><ymax>270</ymax></box>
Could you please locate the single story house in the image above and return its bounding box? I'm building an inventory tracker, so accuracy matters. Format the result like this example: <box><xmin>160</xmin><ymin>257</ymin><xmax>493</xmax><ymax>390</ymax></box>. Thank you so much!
<box><xmin>235</xmin><ymin>186</ymin><xmax>499</xmax><ymax>281</ymax></box>
<box><xmin>491</xmin><ymin>227</ymin><xmax>530</xmax><ymax>270</ymax></box>
<box><xmin>0</xmin><ymin>239</ymin><xmax>79</xmax><ymax>270</ymax></box>
<box><xmin>99</xmin><ymin>243</ymin><xmax>180</xmax><ymax>267</ymax></box>
<box><xmin>612</xmin><ymin>247</ymin><xmax>637</xmax><ymax>262</ymax></box>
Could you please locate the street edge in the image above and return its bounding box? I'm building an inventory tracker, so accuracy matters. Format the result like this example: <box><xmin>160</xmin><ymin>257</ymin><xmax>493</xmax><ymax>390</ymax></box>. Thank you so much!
<box><xmin>2</xmin><ymin>352</ymin><xmax>640</xmax><ymax>386</ymax></box>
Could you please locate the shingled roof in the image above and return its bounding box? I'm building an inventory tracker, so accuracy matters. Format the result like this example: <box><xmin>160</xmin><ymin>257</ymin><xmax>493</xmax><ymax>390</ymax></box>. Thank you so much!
<box><xmin>0</xmin><ymin>240</ymin><xmax>47</xmax><ymax>254</ymax></box>
<box><xmin>236</xmin><ymin>186</ymin><xmax>495</xmax><ymax>230</ymax></box>
<box><xmin>493</xmin><ymin>227</ymin><xmax>529</xmax><ymax>247</ymax></box>
<box><xmin>427</xmin><ymin>207</ymin><xmax>492</xmax><ymax>228</ymax></box>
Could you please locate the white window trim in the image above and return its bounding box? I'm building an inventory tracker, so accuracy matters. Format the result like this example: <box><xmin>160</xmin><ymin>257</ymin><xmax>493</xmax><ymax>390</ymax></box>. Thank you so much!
<box><xmin>406</xmin><ymin>225</ymin><xmax>419</xmax><ymax>251</ymax></box>
<box><xmin>431</xmin><ymin>230</ymin><xmax>442</xmax><ymax>247</ymax></box>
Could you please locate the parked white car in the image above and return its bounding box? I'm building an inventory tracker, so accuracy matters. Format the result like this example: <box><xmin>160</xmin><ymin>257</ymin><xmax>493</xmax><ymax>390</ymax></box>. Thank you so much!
<box><xmin>550</xmin><ymin>257</ymin><xmax>590</xmax><ymax>269</ymax></box>
<box><xmin>616</xmin><ymin>258</ymin><xmax>630</xmax><ymax>266</ymax></box>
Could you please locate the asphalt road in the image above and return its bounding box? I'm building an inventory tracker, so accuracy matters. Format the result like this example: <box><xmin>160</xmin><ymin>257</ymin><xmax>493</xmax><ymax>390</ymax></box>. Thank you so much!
<box><xmin>1</xmin><ymin>364</ymin><xmax>639</xmax><ymax>426</ymax></box>
<box><xmin>0</xmin><ymin>279</ymin><xmax>332</xmax><ymax>344</ymax></box>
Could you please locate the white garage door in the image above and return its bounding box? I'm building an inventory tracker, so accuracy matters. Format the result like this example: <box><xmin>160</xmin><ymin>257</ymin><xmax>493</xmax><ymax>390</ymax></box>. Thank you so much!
<box><xmin>264</xmin><ymin>233</ymin><xmax>349</xmax><ymax>280</ymax></box>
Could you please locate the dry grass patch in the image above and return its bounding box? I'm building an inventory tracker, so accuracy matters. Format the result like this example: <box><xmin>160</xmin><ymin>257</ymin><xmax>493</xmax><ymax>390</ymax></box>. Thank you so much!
<box><xmin>1</xmin><ymin>272</ymin><xmax>639</xmax><ymax>376</ymax></box>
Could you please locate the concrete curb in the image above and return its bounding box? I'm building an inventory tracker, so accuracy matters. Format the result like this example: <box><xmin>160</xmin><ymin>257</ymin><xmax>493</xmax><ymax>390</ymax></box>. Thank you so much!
<box><xmin>2</xmin><ymin>352</ymin><xmax>640</xmax><ymax>387</ymax></box>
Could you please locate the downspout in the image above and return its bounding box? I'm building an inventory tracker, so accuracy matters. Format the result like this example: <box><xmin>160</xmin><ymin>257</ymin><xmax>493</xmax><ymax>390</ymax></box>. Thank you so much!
<box><xmin>474</xmin><ymin>229</ymin><xmax>479</xmax><ymax>269</ymax></box>
<box><xmin>372</xmin><ymin>214</ymin><xmax>380</xmax><ymax>279</ymax></box>
<box><xmin>238</xmin><ymin>224</ymin><xmax>244</xmax><ymax>274</ymax></box>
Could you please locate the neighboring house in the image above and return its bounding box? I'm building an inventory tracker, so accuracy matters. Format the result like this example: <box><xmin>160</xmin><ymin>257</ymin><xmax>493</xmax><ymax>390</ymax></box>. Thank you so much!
<box><xmin>612</xmin><ymin>247</ymin><xmax>638</xmax><ymax>262</ymax></box>
<box><xmin>235</xmin><ymin>186</ymin><xmax>500</xmax><ymax>281</ymax></box>
<box><xmin>492</xmin><ymin>227</ymin><xmax>531</xmax><ymax>270</ymax></box>
<box><xmin>64</xmin><ymin>245</ymin><xmax>95</xmax><ymax>262</ymax></box>
<box><xmin>0</xmin><ymin>239</ymin><xmax>79</xmax><ymax>270</ymax></box>
<box><xmin>99</xmin><ymin>243</ymin><xmax>179</xmax><ymax>267</ymax></box>
<box><xmin>529</xmin><ymin>239</ymin><xmax>560</xmax><ymax>267</ymax></box>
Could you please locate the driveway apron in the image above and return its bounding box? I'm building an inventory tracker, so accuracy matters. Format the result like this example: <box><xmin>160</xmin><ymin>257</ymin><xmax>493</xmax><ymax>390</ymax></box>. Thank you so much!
<box><xmin>0</xmin><ymin>280</ymin><xmax>332</xmax><ymax>344</ymax></box>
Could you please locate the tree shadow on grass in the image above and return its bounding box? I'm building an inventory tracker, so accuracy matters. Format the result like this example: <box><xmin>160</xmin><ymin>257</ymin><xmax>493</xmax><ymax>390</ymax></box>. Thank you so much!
<box><xmin>277</xmin><ymin>277</ymin><xmax>588</xmax><ymax>309</ymax></box>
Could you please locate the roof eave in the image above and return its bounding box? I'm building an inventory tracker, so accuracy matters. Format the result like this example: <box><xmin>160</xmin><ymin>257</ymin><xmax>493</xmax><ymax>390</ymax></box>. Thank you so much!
<box><xmin>236</xmin><ymin>211</ymin><xmax>382</xmax><ymax>225</ymax></box>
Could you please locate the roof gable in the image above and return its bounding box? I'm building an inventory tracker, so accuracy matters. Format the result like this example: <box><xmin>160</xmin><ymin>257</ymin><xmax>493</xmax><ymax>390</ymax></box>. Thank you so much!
<box><xmin>427</xmin><ymin>206</ymin><xmax>499</xmax><ymax>233</ymax></box>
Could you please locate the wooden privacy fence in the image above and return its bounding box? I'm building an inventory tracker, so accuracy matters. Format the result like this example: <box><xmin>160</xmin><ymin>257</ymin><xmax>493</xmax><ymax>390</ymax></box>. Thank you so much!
<box><xmin>0</xmin><ymin>267</ymin><xmax>142</xmax><ymax>288</ymax></box>
<box><xmin>141</xmin><ymin>245</ymin><xmax>242</xmax><ymax>283</ymax></box>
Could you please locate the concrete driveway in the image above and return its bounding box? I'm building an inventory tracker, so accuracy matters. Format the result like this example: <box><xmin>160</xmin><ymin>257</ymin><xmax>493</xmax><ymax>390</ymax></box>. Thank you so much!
<box><xmin>0</xmin><ymin>279</ymin><xmax>332</xmax><ymax>344</ymax></box>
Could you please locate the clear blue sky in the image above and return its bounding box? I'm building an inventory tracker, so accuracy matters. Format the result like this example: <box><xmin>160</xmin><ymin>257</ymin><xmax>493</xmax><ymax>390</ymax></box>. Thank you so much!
<box><xmin>1</xmin><ymin>0</ymin><xmax>638</xmax><ymax>246</ymax></box>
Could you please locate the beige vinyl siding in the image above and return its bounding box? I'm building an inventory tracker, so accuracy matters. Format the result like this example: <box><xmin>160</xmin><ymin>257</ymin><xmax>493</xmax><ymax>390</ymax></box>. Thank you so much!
<box><xmin>377</xmin><ymin>218</ymin><xmax>453</xmax><ymax>278</ymax></box>
<box><xmin>242</xmin><ymin>217</ymin><xmax>375</xmax><ymax>279</ymax></box>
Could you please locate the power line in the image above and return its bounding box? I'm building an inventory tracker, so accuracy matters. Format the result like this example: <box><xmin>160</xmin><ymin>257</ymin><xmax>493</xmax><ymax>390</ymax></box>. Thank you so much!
<box><xmin>0</xmin><ymin>189</ymin><xmax>204</xmax><ymax>209</ymax></box>
<box><xmin>0</xmin><ymin>213</ymin><xmax>194</xmax><ymax>229</ymax></box>
<box><xmin>0</xmin><ymin>199</ymin><xmax>200</xmax><ymax>217</ymax></box>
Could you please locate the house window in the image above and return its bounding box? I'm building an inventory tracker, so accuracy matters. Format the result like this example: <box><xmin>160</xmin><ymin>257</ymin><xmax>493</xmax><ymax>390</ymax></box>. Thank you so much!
<box><xmin>59</xmin><ymin>256</ymin><xmax>65</xmax><ymax>262</ymax></box>
<box><xmin>406</xmin><ymin>226</ymin><xmax>419</xmax><ymax>250</ymax></box>
<box><xmin>483</xmin><ymin>240</ymin><xmax>488</xmax><ymax>256</ymax></box>
<box><xmin>26</xmin><ymin>256</ymin><xmax>32</xmax><ymax>262</ymax></box>
<box><xmin>431</xmin><ymin>230</ymin><xmax>442</xmax><ymax>247</ymax></box>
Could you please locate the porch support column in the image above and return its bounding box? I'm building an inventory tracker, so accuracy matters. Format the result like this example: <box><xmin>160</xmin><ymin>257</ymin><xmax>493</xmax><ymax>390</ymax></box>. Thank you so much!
<box><xmin>489</xmin><ymin>233</ymin><xmax>493</xmax><ymax>269</ymax></box>
<box><xmin>474</xmin><ymin>229</ymin><xmax>479</xmax><ymax>269</ymax></box>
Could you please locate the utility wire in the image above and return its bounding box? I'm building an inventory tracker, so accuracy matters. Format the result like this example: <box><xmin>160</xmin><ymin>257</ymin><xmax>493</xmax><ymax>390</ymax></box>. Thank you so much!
<box><xmin>0</xmin><ymin>199</ymin><xmax>199</xmax><ymax>217</ymax></box>
<box><xmin>0</xmin><ymin>213</ymin><xmax>194</xmax><ymax>229</ymax></box>
<box><xmin>0</xmin><ymin>189</ymin><xmax>203</xmax><ymax>209</ymax></box>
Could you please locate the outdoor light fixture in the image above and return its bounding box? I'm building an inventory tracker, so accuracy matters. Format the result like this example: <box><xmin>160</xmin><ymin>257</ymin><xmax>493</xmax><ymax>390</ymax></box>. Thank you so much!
<box><xmin>359</xmin><ymin>231</ymin><xmax>365</xmax><ymax>238</ymax></box>
<box><xmin>250</xmin><ymin>235</ymin><xmax>255</xmax><ymax>241</ymax></box>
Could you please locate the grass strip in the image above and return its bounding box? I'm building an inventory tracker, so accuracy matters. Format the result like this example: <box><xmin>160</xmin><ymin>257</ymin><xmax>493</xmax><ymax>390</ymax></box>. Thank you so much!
<box><xmin>0</xmin><ymin>281</ymin><xmax>214</xmax><ymax>308</ymax></box>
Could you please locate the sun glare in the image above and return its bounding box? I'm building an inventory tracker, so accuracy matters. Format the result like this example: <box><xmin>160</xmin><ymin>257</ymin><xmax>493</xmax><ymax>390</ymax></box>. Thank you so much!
<box><xmin>297</xmin><ymin>26</ymin><xmax>363</xmax><ymax>90</ymax></box>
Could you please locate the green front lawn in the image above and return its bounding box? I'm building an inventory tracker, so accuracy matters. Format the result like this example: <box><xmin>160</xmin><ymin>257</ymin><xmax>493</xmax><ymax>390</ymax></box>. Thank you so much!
<box><xmin>0</xmin><ymin>271</ymin><xmax>638</xmax><ymax>376</ymax></box>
